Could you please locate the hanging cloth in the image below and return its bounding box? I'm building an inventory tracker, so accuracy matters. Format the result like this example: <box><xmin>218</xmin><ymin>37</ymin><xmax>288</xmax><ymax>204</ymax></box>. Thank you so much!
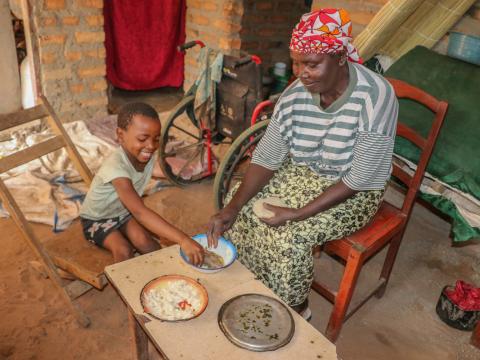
<box><xmin>104</xmin><ymin>0</ymin><xmax>186</xmax><ymax>90</ymax></box>
<box><xmin>193</xmin><ymin>47</ymin><xmax>223</xmax><ymax>131</ymax></box>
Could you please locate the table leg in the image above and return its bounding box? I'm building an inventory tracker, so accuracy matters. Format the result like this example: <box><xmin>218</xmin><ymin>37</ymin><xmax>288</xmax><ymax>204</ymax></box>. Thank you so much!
<box><xmin>471</xmin><ymin>320</ymin><xmax>480</xmax><ymax>349</ymax></box>
<box><xmin>128</xmin><ymin>310</ymin><xmax>149</xmax><ymax>360</ymax></box>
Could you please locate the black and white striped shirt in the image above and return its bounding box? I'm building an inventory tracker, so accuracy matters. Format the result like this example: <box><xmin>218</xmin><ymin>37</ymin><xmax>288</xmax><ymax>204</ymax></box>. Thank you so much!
<box><xmin>251</xmin><ymin>62</ymin><xmax>398</xmax><ymax>191</ymax></box>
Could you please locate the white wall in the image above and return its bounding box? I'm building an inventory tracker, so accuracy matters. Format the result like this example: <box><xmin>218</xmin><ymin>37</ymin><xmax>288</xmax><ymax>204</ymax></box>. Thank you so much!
<box><xmin>0</xmin><ymin>0</ymin><xmax>21</xmax><ymax>114</ymax></box>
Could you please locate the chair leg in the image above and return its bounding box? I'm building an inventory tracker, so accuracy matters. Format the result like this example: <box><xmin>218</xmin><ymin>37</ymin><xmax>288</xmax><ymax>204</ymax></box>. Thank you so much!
<box><xmin>325</xmin><ymin>250</ymin><xmax>363</xmax><ymax>342</ymax></box>
<box><xmin>471</xmin><ymin>319</ymin><xmax>480</xmax><ymax>349</ymax></box>
<box><xmin>128</xmin><ymin>310</ymin><xmax>149</xmax><ymax>360</ymax></box>
<box><xmin>376</xmin><ymin>231</ymin><xmax>404</xmax><ymax>299</ymax></box>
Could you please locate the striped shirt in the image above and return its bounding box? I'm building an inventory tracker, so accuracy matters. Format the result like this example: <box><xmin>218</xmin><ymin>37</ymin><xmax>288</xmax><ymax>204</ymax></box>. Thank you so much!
<box><xmin>251</xmin><ymin>62</ymin><xmax>398</xmax><ymax>191</ymax></box>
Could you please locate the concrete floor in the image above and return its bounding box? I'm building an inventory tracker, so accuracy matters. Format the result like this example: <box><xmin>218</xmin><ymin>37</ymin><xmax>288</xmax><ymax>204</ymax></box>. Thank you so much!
<box><xmin>107</xmin><ymin>88</ymin><xmax>480</xmax><ymax>359</ymax></box>
<box><xmin>312</xmin><ymin>187</ymin><xmax>480</xmax><ymax>359</ymax></box>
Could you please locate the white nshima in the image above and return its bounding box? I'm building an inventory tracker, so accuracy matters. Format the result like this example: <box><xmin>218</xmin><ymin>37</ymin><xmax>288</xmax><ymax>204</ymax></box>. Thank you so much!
<box><xmin>144</xmin><ymin>280</ymin><xmax>203</xmax><ymax>320</ymax></box>
<box><xmin>253</xmin><ymin>197</ymin><xmax>288</xmax><ymax>219</ymax></box>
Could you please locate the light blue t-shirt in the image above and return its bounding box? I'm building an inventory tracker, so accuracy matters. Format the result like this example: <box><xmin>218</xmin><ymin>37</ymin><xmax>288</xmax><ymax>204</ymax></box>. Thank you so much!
<box><xmin>80</xmin><ymin>147</ymin><xmax>155</xmax><ymax>220</ymax></box>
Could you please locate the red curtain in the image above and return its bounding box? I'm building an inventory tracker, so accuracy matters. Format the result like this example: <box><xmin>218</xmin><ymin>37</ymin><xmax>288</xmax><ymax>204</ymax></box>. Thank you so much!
<box><xmin>104</xmin><ymin>0</ymin><xmax>186</xmax><ymax>90</ymax></box>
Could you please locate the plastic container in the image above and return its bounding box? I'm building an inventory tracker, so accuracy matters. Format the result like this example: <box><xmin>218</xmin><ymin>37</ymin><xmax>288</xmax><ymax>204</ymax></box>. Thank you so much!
<box><xmin>21</xmin><ymin>56</ymin><xmax>35</xmax><ymax>109</ymax></box>
<box><xmin>273</xmin><ymin>62</ymin><xmax>287</xmax><ymax>77</ymax></box>
<box><xmin>436</xmin><ymin>286</ymin><xmax>480</xmax><ymax>331</ymax></box>
<box><xmin>269</xmin><ymin>65</ymin><xmax>291</xmax><ymax>95</ymax></box>
<box><xmin>179</xmin><ymin>234</ymin><xmax>237</xmax><ymax>274</ymax></box>
<box><xmin>447</xmin><ymin>32</ymin><xmax>480</xmax><ymax>66</ymax></box>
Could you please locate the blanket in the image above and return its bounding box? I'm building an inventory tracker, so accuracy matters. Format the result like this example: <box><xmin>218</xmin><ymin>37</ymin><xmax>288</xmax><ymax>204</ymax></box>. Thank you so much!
<box><xmin>385</xmin><ymin>46</ymin><xmax>480</xmax><ymax>242</ymax></box>
<box><xmin>0</xmin><ymin>119</ymin><xmax>163</xmax><ymax>231</ymax></box>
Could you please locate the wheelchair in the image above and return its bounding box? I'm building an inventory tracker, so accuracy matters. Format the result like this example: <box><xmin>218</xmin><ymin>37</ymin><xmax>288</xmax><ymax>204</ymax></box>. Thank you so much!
<box><xmin>158</xmin><ymin>40</ymin><xmax>275</xmax><ymax>209</ymax></box>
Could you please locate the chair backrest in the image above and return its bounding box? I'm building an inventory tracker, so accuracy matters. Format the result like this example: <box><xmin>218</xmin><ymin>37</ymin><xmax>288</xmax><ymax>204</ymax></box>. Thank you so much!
<box><xmin>387</xmin><ymin>78</ymin><xmax>448</xmax><ymax>218</ymax></box>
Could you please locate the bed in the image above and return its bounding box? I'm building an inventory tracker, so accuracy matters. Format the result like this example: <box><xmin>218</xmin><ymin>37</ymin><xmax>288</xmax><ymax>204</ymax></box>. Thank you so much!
<box><xmin>384</xmin><ymin>46</ymin><xmax>480</xmax><ymax>242</ymax></box>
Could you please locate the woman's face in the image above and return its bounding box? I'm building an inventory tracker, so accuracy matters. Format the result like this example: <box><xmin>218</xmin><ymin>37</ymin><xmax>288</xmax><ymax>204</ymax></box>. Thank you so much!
<box><xmin>290</xmin><ymin>51</ymin><xmax>343</xmax><ymax>94</ymax></box>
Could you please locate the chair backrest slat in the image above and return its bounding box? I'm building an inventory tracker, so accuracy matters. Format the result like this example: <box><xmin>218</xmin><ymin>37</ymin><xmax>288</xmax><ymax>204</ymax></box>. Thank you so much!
<box><xmin>0</xmin><ymin>135</ymin><xmax>65</xmax><ymax>173</ymax></box>
<box><xmin>396</xmin><ymin>123</ymin><xmax>426</xmax><ymax>149</ymax></box>
<box><xmin>390</xmin><ymin>79</ymin><xmax>441</xmax><ymax>112</ymax></box>
<box><xmin>0</xmin><ymin>104</ymin><xmax>49</xmax><ymax>132</ymax></box>
<box><xmin>391</xmin><ymin>165</ymin><xmax>412</xmax><ymax>189</ymax></box>
<box><xmin>387</xmin><ymin>78</ymin><xmax>448</xmax><ymax>217</ymax></box>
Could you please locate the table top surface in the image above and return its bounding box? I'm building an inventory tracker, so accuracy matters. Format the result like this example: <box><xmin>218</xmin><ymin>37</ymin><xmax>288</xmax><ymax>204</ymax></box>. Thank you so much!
<box><xmin>105</xmin><ymin>245</ymin><xmax>337</xmax><ymax>360</ymax></box>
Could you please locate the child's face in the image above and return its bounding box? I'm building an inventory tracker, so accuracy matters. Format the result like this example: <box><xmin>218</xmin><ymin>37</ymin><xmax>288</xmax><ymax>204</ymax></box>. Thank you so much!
<box><xmin>117</xmin><ymin>115</ymin><xmax>161</xmax><ymax>166</ymax></box>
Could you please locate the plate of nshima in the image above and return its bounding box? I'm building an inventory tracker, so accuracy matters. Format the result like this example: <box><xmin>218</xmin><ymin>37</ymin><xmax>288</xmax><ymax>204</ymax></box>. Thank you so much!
<box><xmin>140</xmin><ymin>275</ymin><xmax>208</xmax><ymax>321</ymax></box>
<box><xmin>218</xmin><ymin>293</ymin><xmax>295</xmax><ymax>351</ymax></box>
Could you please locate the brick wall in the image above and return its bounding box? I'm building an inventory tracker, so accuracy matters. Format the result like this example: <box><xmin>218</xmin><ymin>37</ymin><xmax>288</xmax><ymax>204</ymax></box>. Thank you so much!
<box><xmin>184</xmin><ymin>0</ymin><xmax>309</xmax><ymax>90</ymax></box>
<box><xmin>240</xmin><ymin>0</ymin><xmax>309</xmax><ymax>71</ymax></box>
<box><xmin>30</xmin><ymin>0</ymin><xmax>107</xmax><ymax>122</ymax></box>
<box><xmin>184</xmin><ymin>0</ymin><xmax>244</xmax><ymax>90</ymax></box>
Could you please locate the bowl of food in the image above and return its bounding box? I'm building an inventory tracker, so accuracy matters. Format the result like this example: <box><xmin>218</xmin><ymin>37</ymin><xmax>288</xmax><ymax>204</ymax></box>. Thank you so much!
<box><xmin>141</xmin><ymin>274</ymin><xmax>208</xmax><ymax>321</ymax></box>
<box><xmin>180</xmin><ymin>233</ymin><xmax>237</xmax><ymax>273</ymax></box>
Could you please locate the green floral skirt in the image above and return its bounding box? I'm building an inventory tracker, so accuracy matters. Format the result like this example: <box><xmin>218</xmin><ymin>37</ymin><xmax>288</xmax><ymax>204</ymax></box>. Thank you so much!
<box><xmin>224</xmin><ymin>160</ymin><xmax>384</xmax><ymax>306</ymax></box>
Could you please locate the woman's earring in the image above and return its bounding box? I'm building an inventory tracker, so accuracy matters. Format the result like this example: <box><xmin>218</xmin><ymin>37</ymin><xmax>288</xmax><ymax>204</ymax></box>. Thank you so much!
<box><xmin>339</xmin><ymin>57</ymin><xmax>347</xmax><ymax>66</ymax></box>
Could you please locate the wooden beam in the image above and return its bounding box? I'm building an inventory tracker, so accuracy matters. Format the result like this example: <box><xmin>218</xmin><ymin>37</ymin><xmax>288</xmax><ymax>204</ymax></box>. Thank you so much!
<box><xmin>40</xmin><ymin>95</ymin><xmax>93</xmax><ymax>185</ymax></box>
<box><xmin>64</xmin><ymin>280</ymin><xmax>94</xmax><ymax>300</ymax></box>
<box><xmin>0</xmin><ymin>179</ymin><xmax>90</xmax><ymax>327</ymax></box>
<box><xmin>311</xmin><ymin>280</ymin><xmax>337</xmax><ymax>304</ymax></box>
<box><xmin>43</xmin><ymin>221</ymin><xmax>111</xmax><ymax>290</ymax></box>
<box><xmin>0</xmin><ymin>135</ymin><xmax>65</xmax><ymax>173</ymax></box>
<box><xmin>0</xmin><ymin>105</ymin><xmax>48</xmax><ymax>132</ymax></box>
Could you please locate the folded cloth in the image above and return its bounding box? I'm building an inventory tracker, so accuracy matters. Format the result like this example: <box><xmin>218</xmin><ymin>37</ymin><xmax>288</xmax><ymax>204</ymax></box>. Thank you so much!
<box><xmin>445</xmin><ymin>280</ymin><xmax>480</xmax><ymax>311</ymax></box>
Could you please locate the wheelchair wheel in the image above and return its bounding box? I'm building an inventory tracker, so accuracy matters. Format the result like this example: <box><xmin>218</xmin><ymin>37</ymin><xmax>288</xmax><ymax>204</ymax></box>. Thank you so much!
<box><xmin>159</xmin><ymin>95</ymin><xmax>208</xmax><ymax>186</ymax></box>
<box><xmin>213</xmin><ymin>119</ymin><xmax>270</xmax><ymax>210</ymax></box>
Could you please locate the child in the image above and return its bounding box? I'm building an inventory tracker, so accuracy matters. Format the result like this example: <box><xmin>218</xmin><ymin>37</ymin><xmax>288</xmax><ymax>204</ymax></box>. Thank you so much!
<box><xmin>80</xmin><ymin>102</ymin><xmax>204</xmax><ymax>264</ymax></box>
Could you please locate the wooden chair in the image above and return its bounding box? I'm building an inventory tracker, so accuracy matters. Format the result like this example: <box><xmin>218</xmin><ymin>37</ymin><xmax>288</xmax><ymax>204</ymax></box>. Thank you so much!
<box><xmin>0</xmin><ymin>95</ymin><xmax>113</xmax><ymax>327</ymax></box>
<box><xmin>311</xmin><ymin>78</ymin><xmax>448</xmax><ymax>342</ymax></box>
<box><xmin>472</xmin><ymin>319</ymin><xmax>480</xmax><ymax>349</ymax></box>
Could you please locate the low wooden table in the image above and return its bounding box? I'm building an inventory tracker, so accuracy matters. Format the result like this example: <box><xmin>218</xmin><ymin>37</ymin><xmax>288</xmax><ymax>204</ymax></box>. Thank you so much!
<box><xmin>105</xmin><ymin>245</ymin><xmax>338</xmax><ymax>360</ymax></box>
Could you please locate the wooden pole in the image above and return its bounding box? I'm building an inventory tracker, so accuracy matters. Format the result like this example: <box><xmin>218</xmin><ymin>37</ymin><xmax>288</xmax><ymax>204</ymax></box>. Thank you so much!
<box><xmin>0</xmin><ymin>179</ymin><xmax>90</xmax><ymax>327</ymax></box>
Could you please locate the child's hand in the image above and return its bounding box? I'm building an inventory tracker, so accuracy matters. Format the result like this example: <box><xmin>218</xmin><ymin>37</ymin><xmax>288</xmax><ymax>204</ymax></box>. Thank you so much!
<box><xmin>180</xmin><ymin>238</ymin><xmax>204</xmax><ymax>266</ymax></box>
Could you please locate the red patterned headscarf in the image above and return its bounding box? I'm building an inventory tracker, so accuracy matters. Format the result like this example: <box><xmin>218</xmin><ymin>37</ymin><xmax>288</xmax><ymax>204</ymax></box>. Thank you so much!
<box><xmin>289</xmin><ymin>8</ymin><xmax>361</xmax><ymax>63</ymax></box>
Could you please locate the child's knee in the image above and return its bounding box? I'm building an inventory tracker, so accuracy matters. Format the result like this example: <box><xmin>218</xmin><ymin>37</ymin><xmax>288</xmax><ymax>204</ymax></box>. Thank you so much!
<box><xmin>135</xmin><ymin>235</ymin><xmax>160</xmax><ymax>254</ymax></box>
<box><xmin>113</xmin><ymin>243</ymin><xmax>134</xmax><ymax>261</ymax></box>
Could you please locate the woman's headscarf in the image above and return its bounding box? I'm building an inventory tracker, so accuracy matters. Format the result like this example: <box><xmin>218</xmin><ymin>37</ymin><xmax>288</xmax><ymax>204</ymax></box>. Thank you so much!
<box><xmin>289</xmin><ymin>8</ymin><xmax>361</xmax><ymax>63</ymax></box>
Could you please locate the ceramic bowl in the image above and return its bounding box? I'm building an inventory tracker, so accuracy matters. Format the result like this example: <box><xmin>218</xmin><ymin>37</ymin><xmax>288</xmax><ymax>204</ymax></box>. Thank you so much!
<box><xmin>140</xmin><ymin>274</ymin><xmax>208</xmax><ymax>322</ymax></box>
<box><xmin>180</xmin><ymin>233</ymin><xmax>237</xmax><ymax>273</ymax></box>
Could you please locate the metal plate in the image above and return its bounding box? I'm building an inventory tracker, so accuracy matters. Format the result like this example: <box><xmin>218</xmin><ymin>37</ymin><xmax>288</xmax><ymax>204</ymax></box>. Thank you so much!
<box><xmin>218</xmin><ymin>293</ymin><xmax>295</xmax><ymax>352</ymax></box>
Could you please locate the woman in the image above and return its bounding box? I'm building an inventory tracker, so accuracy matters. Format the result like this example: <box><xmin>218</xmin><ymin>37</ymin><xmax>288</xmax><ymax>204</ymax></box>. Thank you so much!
<box><xmin>207</xmin><ymin>8</ymin><xmax>398</xmax><ymax>319</ymax></box>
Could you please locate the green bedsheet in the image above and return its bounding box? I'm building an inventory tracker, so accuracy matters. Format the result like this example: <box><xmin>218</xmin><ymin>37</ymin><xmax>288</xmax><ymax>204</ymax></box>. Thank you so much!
<box><xmin>384</xmin><ymin>46</ymin><xmax>480</xmax><ymax>242</ymax></box>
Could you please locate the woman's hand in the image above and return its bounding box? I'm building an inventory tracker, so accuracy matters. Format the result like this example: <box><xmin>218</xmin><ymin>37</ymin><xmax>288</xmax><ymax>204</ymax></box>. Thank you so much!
<box><xmin>207</xmin><ymin>207</ymin><xmax>239</xmax><ymax>248</ymax></box>
<box><xmin>259</xmin><ymin>203</ymin><xmax>299</xmax><ymax>227</ymax></box>
<box><xmin>179</xmin><ymin>237</ymin><xmax>205</xmax><ymax>266</ymax></box>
